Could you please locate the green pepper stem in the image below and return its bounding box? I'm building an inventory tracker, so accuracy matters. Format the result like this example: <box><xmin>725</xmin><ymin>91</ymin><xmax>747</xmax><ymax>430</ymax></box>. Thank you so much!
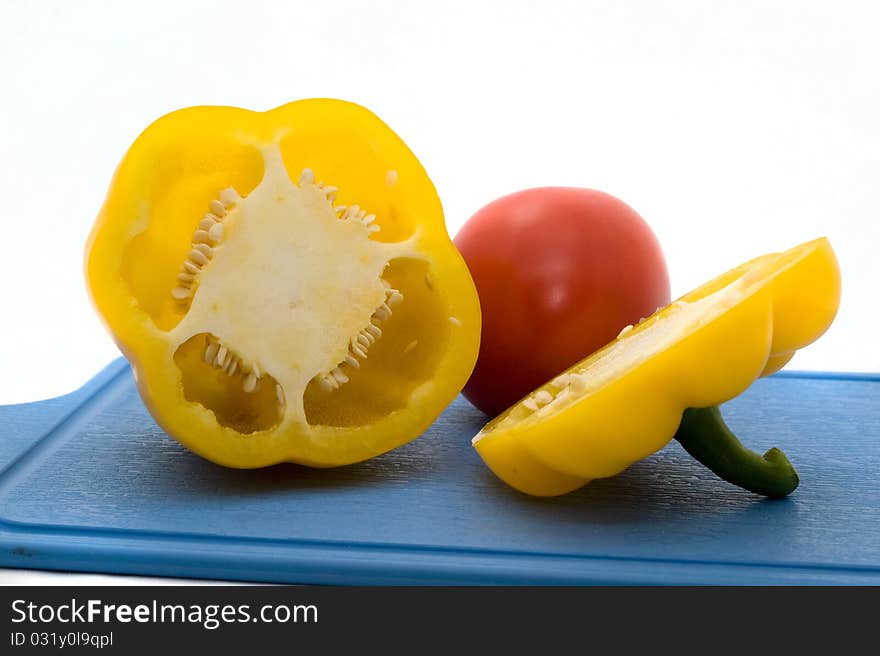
<box><xmin>673</xmin><ymin>406</ymin><xmax>799</xmax><ymax>498</ymax></box>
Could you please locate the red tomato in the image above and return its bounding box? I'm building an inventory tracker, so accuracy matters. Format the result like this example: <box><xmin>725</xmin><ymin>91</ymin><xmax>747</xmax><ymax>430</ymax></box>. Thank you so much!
<box><xmin>454</xmin><ymin>187</ymin><xmax>670</xmax><ymax>416</ymax></box>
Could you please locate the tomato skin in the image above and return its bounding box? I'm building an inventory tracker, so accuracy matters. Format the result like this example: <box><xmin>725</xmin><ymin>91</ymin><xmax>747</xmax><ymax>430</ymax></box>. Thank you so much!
<box><xmin>454</xmin><ymin>187</ymin><xmax>670</xmax><ymax>416</ymax></box>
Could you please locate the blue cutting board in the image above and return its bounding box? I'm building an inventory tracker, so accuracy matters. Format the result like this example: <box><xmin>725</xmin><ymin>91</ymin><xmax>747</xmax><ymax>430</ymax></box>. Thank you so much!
<box><xmin>0</xmin><ymin>359</ymin><xmax>878</xmax><ymax>585</ymax></box>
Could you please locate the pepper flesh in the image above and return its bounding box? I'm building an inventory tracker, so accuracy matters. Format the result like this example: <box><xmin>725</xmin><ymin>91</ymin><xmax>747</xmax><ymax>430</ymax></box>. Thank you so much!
<box><xmin>86</xmin><ymin>99</ymin><xmax>480</xmax><ymax>468</ymax></box>
<box><xmin>472</xmin><ymin>238</ymin><xmax>840</xmax><ymax>496</ymax></box>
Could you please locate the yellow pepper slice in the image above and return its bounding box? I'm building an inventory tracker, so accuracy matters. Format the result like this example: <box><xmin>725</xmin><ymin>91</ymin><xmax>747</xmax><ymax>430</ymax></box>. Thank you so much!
<box><xmin>472</xmin><ymin>237</ymin><xmax>840</xmax><ymax>496</ymax></box>
<box><xmin>86</xmin><ymin>99</ymin><xmax>480</xmax><ymax>468</ymax></box>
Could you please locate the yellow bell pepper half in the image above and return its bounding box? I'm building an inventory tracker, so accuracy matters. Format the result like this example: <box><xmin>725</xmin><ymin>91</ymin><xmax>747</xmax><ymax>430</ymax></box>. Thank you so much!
<box><xmin>86</xmin><ymin>99</ymin><xmax>480</xmax><ymax>468</ymax></box>
<box><xmin>473</xmin><ymin>237</ymin><xmax>841</xmax><ymax>497</ymax></box>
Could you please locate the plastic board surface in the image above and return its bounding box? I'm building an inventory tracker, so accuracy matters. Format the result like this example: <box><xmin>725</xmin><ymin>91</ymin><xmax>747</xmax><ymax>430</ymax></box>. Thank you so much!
<box><xmin>0</xmin><ymin>359</ymin><xmax>877</xmax><ymax>584</ymax></box>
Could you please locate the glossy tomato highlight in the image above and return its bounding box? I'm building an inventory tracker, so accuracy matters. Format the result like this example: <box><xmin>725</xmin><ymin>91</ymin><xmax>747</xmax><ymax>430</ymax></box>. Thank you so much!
<box><xmin>454</xmin><ymin>187</ymin><xmax>670</xmax><ymax>416</ymax></box>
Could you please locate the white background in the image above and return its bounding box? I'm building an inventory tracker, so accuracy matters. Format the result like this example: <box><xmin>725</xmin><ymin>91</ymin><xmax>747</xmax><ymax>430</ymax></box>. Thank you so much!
<box><xmin>0</xmin><ymin>1</ymin><xmax>877</xmax><ymax>582</ymax></box>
